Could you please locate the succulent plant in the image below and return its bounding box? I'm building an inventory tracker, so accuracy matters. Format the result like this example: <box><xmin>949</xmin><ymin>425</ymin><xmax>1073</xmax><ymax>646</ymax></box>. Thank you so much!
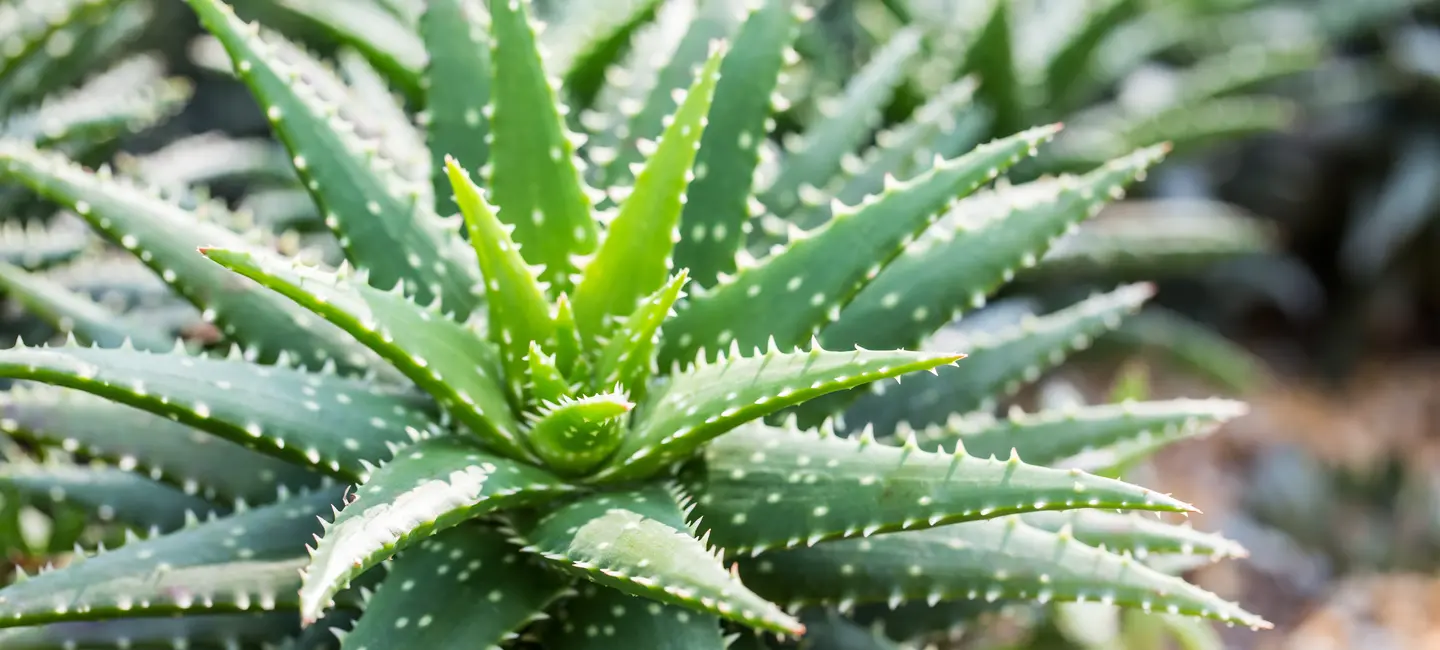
<box><xmin>0</xmin><ymin>0</ymin><xmax>1270</xmax><ymax>647</ymax></box>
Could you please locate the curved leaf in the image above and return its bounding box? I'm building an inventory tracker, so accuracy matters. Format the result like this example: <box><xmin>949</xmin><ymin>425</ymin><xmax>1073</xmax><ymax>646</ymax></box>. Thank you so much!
<box><xmin>662</xmin><ymin>124</ymin><xmax>1060</xmax><ymax>365</ymax></box>
<box><xmin>596</xmin><ymin>344</ymin><xmax>963</xmax><ymax>483</ymax></box>
<box><xmin>0</xmin><ymin>343</ymin><xmax>440</xmax><ymax>482</ymax></box>
<box><xmin>738</xmin><ymin>517</ymin><xmax>1269</xmax><ymax>629</ymax></box>
<box><xmin>0</xmin><ymin>489</ymin><xmax>343</xmax><ymax>628</ymax></box>
<box><xmin>0</xmin><ymin>140</ymin><xmax>379</xmax><ymax>372</ymax></box>
<box><xmin>918</xmin><ymin>398</ymin><xmax>1248</xmax><ymax>467</ymax></box>
<box><xmin>844</xmin><ymin>283</ymin><xmax>1153</xmax><ymax>435</ymax></box>
<box><xmin>299</xmin><ymin>437</ymin><xmax>574</xmax><ymax>624</ymax></box>
<box><xmin>517</xmin><ymin>485</ymin><xmax>802</xmax><ymax>635</ymax></box>
<box><xmin>201</xmin><ymin>247</ymin><xmax>527</xmax><ymax>459</ymax></box>
<box><xmin>0</xmin><ymin>384</ymin><xmax>326</xmax><ymax>504</ymax></box>
<box><xmin>421</xmin><ymin>0</ymin><xmax>491</xmax><ymax>216</ymax></box>
<box><xmin>526</xmin><ymin>392</ymin><xmax>633</xmax><ymax>475</ymax></box>
<box><xmin>184</xmin><ymin>0</ymin><xmax>481</xmax><ymax>315</ymax></box>
<box><xmin>0</xmin><ymin>462</ymin><xmax>216</xmax><ymax>532</ymax></box>
<box><xmin>1017</xmin><ymin>510</ymin><xmax>1247</xmax><ymax>561</ymax></box>
<box><xmin>683</xmin><ymin>423</ymin><xmax>1194</xmax><ymax>553</ymax></box>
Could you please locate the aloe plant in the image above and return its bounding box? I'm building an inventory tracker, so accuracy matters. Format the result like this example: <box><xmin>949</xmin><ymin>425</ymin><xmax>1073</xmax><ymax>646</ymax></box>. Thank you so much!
<box><xmin>0</xmin><ymin>0</ymin><xmax>1271</xmax><ymax>647</ymax></box>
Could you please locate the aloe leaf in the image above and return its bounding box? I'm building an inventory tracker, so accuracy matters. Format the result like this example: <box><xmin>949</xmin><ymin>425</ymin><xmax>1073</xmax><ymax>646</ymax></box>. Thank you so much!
<box><xmin>738</xmin><ymin>517</ymin><xmax>1269</xmax><ymax>629</ymax></box>
<box><xmin>334</xmin><ymin>48</ymin><xmax>432</xmax><ymax>196</ymax></box>
<box><xmin>339</xmin><ymin>522</ymin><xmax>569</xmax><ymax>649</ymax></box>
<box><xmin>516</xmin><ymin>485</ymin><xmax>802</xmax><ymax>635</ymax></box>
<box><xmin>0</xmin><ymin>0</ymin><xmax>145</xmax><ymax>114</ymax></box>
<box><xmin>2</xmin><ymin>60</ymin><xmax>192</xmax><ymax>149</ymax></box>
<box><xmin>1017</xmin><ymin>511</ymin><xmax>1247</xmax><ymax>561</ymax></box>
<box><xmin>0</xmin><ymin>385</ymin><xmax>326</xmax><ymax>504</ymax></box>
<box><xmin>0</xmin><ymin>612</ymin><xmax>329</xmax><ymax>650</ymax></box>
<box><xmin>299</xmin><ymin>437</ymin><xmax>573</xmax><ymax>623</ymax></box>
<box><xmin>526</xmin><ymin>392</ymin><xmax>633</xmax><ymax>476</ymax></box>
<box><xmin>0</xmin><ymin>343</ymin><xmax>440</xmax><ymax>482</ymax></box>
<box><xmin>544</xmin><ymin>583</ymin><xmax>726</xmax><ymax>650</ymax></box>
<box><xmin>593</xmin><ymin>0</ymin><xmax>745</xmax><ymax>194</ymax></box>
<box><xmin>524</xmin><ymin>342</ymin><xmax>572</xmax><ymax>405</ymax></box>
<box><xmin>961</xmin><ymin>0</ymin><xmax>1026</xmax><ymax>138</ymax></box>
<box><xmin>673</xmin><ymin>0</ymin><xmax>799</xmax><ymax>289</ymax></box>
<box><xmin>117</xmin><ymin>133</ymin><xmax>296</xmax><ymax>190</ymax></box>
<box><xmin>0</xmin><ymin>260</ymin><xmax>171</xmax><ymax>353</ymax></box>
<box><xmin>1097</xmin><ymin>308</ymin><xmax>1272</xmax><ymax>393</ymax></box>
<box><xmin>824</xmin><ymin>144</ymin><xmax>1167</xmax><ymax>353</ymax></box>
<box><xmin>1043</xmin><ymin>0</ymin><xmax>1140</xmax><ymax>113</ymax></box>
<box><xmin>445</xmin><ymin>158</ymin><xmax>556</xmax><ymax>391</ymax></box>
<box><xmin>421</xmin><ymin>0</ymin><xmax>491</xmax><ymax>217</ymax></box>
<box><xmin>595</xmin><ymin>344</ymin><xmax>962</xmax><ymax>483</ymax></box>
<box><xmin>0</xmin><ymin>213</ymin><xmax>90</xmax><ymax>272</ymax></box>
<box><xmin>1029</xmin><ymin>199</ymin><xmax>1274</xmax><ymax>282</ymax></box>
<box><xmin>0</xmin><ymin>462</ymin><xmax>217</xmax><ymax>532</ymax></box>
<box><xmin>845</xmin><ymin>283</ymin><xmax>1153</xmax><ymax>435</ymax></box>
<box><xmin>592</xmin><ymin>270</ymin><xmax>688</xmax><ymax>400</ymax></box>
<box><xmin>542</xmin><ymin>0</ymin><xmax>664</xmax><ymax>112</ymax></box>
<box><xmin>682</xmin><ymin>423</ymin><xmax>1193</xmax><ymax>554</ymax></box>
<box><xmin>571</xmin><ymin>45</ymin><xmax>724</xmax><ymax>344</ymax></box>
<box><xmin>759</xmin><ymin>27</ymin><xmax>924</xmax><ymax>216</ymax></box>
<box><xmin>661</xmin><ymin>124</ymin><xmax>1060</xmax><ymax>365</ymax></box>
<box><xmin>0</xmin><ymin>488</ymin><xmax>344</xmax><ymax>628</ymax></box>
<box><xmin>37</xmin><ymin>254</ymin><xmax>172</xmax><ymax>313</ymax></box>
<box><xmin>0</xmin><ymin>141</ymin><xmax>381</xmax><ymax>372</ymax></box>
<box><xmin>798</xmin><ymin>610</ymin><xmax>902</xmax><ymax>650</ymax></box>
<box><xmin>201</xmin><ymin>247</ymin><xmax>529</xmax><ymax>460</ymax></box>
<box><xmin>184</xmin><ymin>0</ymin><xmax>481</xmax><ymax>316</ymax></box>
<box><xmin>0</xmin><ymin>0</ymin><xmax>118</xmax><ymax>90</ymax></box>
<box><xmin>919</xmin><ymin>399</ymin><xmax>1247</xmax><ymax>467</ymax></box>
<box><xmin>1175</xmin><ymin>42</ymin><xmax>1322</xmax><ymax>105</ymax></box>
<box><xmin>486</xmin><ymin>0</ymin><xmax>599</xmax><ymax>293</ymax></box>
<box><xmin>1053</xmin><ymin>96</ymin><xmax>1297</xmax><ymax>167</ymax></box>
<box><xmin>264</xmin><ymin>0</ymin><xmax>426</xmax><ymax>102</ymax></box>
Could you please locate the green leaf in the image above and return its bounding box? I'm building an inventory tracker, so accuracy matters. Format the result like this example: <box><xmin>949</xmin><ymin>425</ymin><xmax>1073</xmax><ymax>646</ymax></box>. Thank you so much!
<box><xmin>961</xmin><ymin>0</ymin><xmax>1026</xmax><ymax>138</ymax></box>
<box><xmin>845</xmin><ymin>283</ymin><xmax>1153</xmax><ymax>435</ymax></box>
<box><xmin>0</xmin><ymin>612</ymin><xmax>322</xmax><ymax>650</ymax></box>
<box><xmin>516</xmin><ymin>485</ymin><xmax>802</xmax><ymax>635</ymax></box>
<box><xmin>526</xmin><ymin>392</ymin><xmax>633</xmax><ymax>475</ymax></box>
<box><xmin>592</xmin><ymin>0</ymin><xmax>747</xmax><ymax>193</ymax></box>
<box><xmin>595</xmin><ymin>344</ymin><xmax>962</xmax><ymax>483</ymax></box>
<box><xmin>34</xmin><ymin>254</ymin><xmax>170</xmax><ymax>312</ymax></box>
<box><xmin>0</xmin><ymin>488</ymin><xmax>343</xmax><ymax>628</ymax></box>
<box><xmin>0</xmin><ymin>260</ymin><xmax>171</xmax><ymax>353</ymax></box>
<box><xmin>0</xmin><ymin>213</ymin><xmax>89</xmax><ymax>272</ymax></box>
<box><xmin>1051</xmin><ymin>96</ymin><xmax>1297</xmax><ymax>168</ymax></box>
<box><xmin>0</xmin><ymin>343</ymin><xmax>440</xmax><ymax>482</ymax></box>
<box><xmin>1017</xmin><ymin>510</ymin><xmax>1247</xmax><ymax>561</ymax></box>
<box><xmin>758</xmin><ymin>27</ymin><xmax>924</xmax><ymax>216</ymax></box>
<box><xmin>117</xmin><ymin>134</ymin><xmax>296</xmax><ymax>190</ymax></box>
<box><xmin>0</xmin><ymin>384</ymin><xmax>325</xmax><ymax>504</ymax></box>
<box><xmin>552</xmin><ymin>293</ymin><xmax>584</xmax><ymax>378</ymax></box>
<box><xmin>915</xmin><ymin>398</ymin><xmax>1248</xmax><ymax>467</ymax></box>
<box><xmin>797</xmin><ymin>610</ymin><xmax>902</xmax><ymax>650</ymax></box>
<box><xmin>0</xmin><ymin>141</ymin><xmax>379</xmax><ymax>372</ymax></box>
<box><xmin>661</xmin><ymin>124</ymin><xmax>1060</xmax><ymax>365</ymax></box>
<box><xmin>737</xmin><ymin>517</ymin><xmax>1270</xmax><ymax>629</ymax></box>
<box><xmin>572</xmin><ymin>44</ymin><xmax>725</xmax><ymax>344</ymax></box>
<box><xmin>543</xmin><ymin>0</ymin><xmax>665</xmax><ymax>112</ymax></box>
<box><xmin>1028</xmin><ymin>199</ymin><xmax>1274</xmax><ymax>283</ymax></box>
<box><xmin>445</xmin><ymin>157</ymin><xmax>557</xmax><ymax>392</ymax></box>
<box><xmin>486</xmin><ymin>0</ymin><xmax>600</xmax><ymax>293</ymax></box>
<box><xmin>2</xmin><ymin>58</ymin><xmax>193</xmax><ymax>149</ymax></box>
<box><xmin>1097</xmin><ymin>308</ymin><xmax>1273</xmax><ymax>394</ymax></box>
<box><xmin>682</xmin><ymin>423</ymin><xmax>1194</xmax><ymax>554</ymax></box>
<box><xmin>0</xmin><ymin>462</ymin><xmax>217</xmax><ymax>532</ymax></box>
<box><xmin>184</xmin><ymin>0</ymin><xmax>482</xmax><ymax>316</ymax></box>
<box><xmin>592</xmin><ymin>270</ymin><xmax>688</xmax><ymax>401</ymax></box>
<box><xmin>673</xmin><ymin>0</ymin><xmax>798</xmax><ymax>288</ymax></box>
<box><xmin>265</xmin><ymin>0</ymin><xmax>426</xmax><ymax>102</ymax></box>
<box><xmin>543</xmin><ymin>583</ymin><xmax>726</xmax><ymax>650</ymax></box>
<box><xmin>337</xmin><ymin>523</ymin><xmax>568</xmax><ymax>649</ymax></box>
<box><xmin>421</xmin><ymin>0</ymin><xmax>491</xmax><ymax>217</ymax></box>
<box><xmin>299</xmin><ymin>437</ymin><xmax>574</xmax><ymax>624</ymax></box>
<box><xmin>824</xmin><ymin>144</ymin><xmax>1169</xmax><ymax>352</ymax></box>
<box><xmin>200</xmin><ymin>247</ymin><xmax>529</xmax><ymax>460</ymax></box>
<box><xmin>0</xmin><ymin>0</ymin><xmax>119</xmax><ymax>90</ymax></box>
<box><xmin>1043</xmin><ymin>0</ymin><xmax>1140</xmax><ymax>113</ymax></box>
<box><xmin>527</xmin><ymin>341</ymin><xmax>574</xmax><ymax>404</ymax></box>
